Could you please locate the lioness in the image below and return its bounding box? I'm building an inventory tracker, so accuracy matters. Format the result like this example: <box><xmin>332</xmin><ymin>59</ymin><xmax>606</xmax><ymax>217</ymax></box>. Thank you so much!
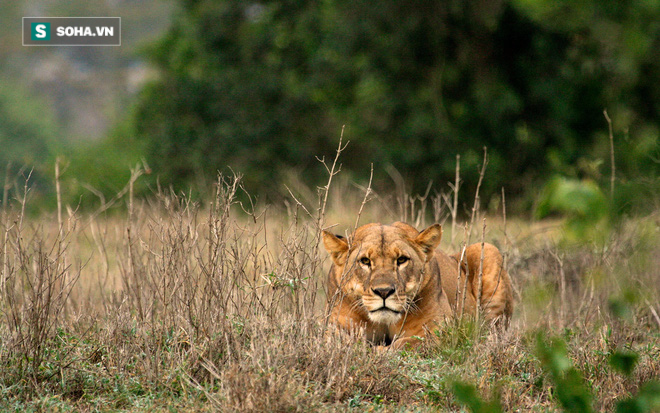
<box><xmin>322</xmin><ymin>222</ymin><xmax>513</xmax><ymax>349</ymax></box>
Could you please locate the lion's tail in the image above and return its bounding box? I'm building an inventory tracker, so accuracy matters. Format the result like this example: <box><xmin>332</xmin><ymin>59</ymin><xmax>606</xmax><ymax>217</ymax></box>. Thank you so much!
<box><xmin>454</xmin><ymin>243</ymin><xmax>513</xmax><ymax>327</ymax></box>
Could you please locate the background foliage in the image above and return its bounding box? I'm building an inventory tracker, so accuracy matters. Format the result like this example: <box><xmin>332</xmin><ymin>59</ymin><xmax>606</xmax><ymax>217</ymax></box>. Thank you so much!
<box><xmin>0</xmin><ymin>0</ymin><xmax>658</xmax><ymax>215</ymax></box>
<box><xmin>0</xmin><ymin>79</ymin><xmax>61</xmax><ymax>207</ymax></box>
<box><xmin>124</xmin><ymin>0</ymin><xmax>659</xmax><ymax>210</ymax></box>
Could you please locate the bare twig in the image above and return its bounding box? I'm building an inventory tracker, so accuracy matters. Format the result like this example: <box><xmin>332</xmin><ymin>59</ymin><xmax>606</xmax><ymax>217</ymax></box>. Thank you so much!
<box><xmin>1</xmin><ymin>222</ymin><xmax>11</xmax><ymax>296</ymax></box>
<box><xmin>81</xmin><ymin>183</ymin><xmax>106</xmax><ymax>210</ymax></box>
<box><xmin>18</xmin><ymin>169</ymin><xmax>33</xmax><ymax>232</ymax></box>
<box><xmin>468</xmin><ymin>147</ymin><xmax>488</xmax><ymax>242</ymax></box>
<box><xmin>55</xmin><ymin>157</ymin><xmax>63</xmax><ymax>232</ymax></box>
<box><xmin>81</xmin><ymin>167</ymin><xmax>143</xmax><ymax>229</ymax></box>
<box><xmin>285</xmin><ymin>185</ymin><xmax>314</xmax><ymax>219</ymax></box>
<box><xmin>385</xmin><ymin>165</ymin><xmax>408</xmax><ymax>222</ymax></box>
<box><xmin>644</xmin><ymin>299</ymin><xmax>660</xmax><ymax>330</ymax></box>
<box><xmin>318</xmin><ymin>125</ymin><xmax>348</xmax><ymax>231</ymax></box>
<box><xmin>455</xmin><ymin>242</ymin><xmax>467</xmax><ymax>317</ymax></box>
<box><xmin>0</xmin><ymin>163</ymin><xmax>11</xmax><ymax>296</ymax></box>
<box><xmin>451</xmin><ymin>154</ymin><xmax>460</xmax><ymax>244</ymax></box>
<box><xmin>502</xmin><ymin>188</ymin><xmax>507</xmax><ymax>252</ymax></box>
<box><xmin>550</xmin><ymin>250</ymin><xmax>566</xmax><ymax>327</ymax></box>
<box><xmin>316</xmin><ymin>128</ymin><xmax>350</xmax><ymax>323</ymax></box>
<box><xmin>125</xmin><ymin>165</ymin><xmax>145</xmax><ymax>321</ymax></box>
<box><xmin>604</xmin><ymin>109</ymin><xmax>615</xmax><ymax>199</ymax></box>
<box><xmin>476</xmin><ymin>218</ymin><xmax>486</xmax><ymax>325</ymax></box>
<box><xmin>2</xmin><ymin>162</ymin><xmax>10</xmax><ymax>219</ymax></box>
<box><xmin>460</xmin><ymin>223</ymin><xmax>470</xmax><ymax>317</ymax></box>
<box><xmin>482</xmin><ymin>190</ymin><xmax>509</xmax><ymax>324</ymax></box>
<box><xmin>184</xmin><ymin>372</ymin><xmax>223</xmax><ymax>408</ymax></box>
<box><xmin>354</xmin><ymin>163</ymin><xmax>374</xmax><ymax>231</ymax></box>
<box><xmin>413</xmin><ymin>181</ymin><xmax>433</xmax><ymax>229</ymax></box>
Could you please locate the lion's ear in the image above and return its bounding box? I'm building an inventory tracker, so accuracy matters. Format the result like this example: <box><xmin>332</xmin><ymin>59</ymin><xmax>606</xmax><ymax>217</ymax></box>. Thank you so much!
<box><xmin>322</xmin><ymin>230</ymin><xmax>349</xmax><ymax>266</ymax></box>
<box><xmin>415</xmin><ymin>224</ymin><xmax>442</xmax><ymax>257</ymax></box>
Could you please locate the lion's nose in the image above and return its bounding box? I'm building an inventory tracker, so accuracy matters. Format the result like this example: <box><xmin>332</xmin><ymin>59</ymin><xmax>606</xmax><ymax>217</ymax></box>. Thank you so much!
<box><xmin>373</xmin><ymin>286</ymin><xmax>395</xmax><ymax>299</ymax></box>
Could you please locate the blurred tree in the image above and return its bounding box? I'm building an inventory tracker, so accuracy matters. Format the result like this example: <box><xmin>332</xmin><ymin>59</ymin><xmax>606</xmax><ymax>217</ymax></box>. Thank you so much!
<box><xmin>0</xmin><ymin>80</ymin><xmax>60</xmax><ymax>206</ymax></box>
<box><xmin>130</xmin><ymin>0</ymin><xmax>660</xmax><ymax>206</ymax></box>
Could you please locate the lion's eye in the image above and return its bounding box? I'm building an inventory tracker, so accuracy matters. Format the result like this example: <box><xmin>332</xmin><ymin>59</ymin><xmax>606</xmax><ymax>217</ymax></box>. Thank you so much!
<box><xmin>396</xmin><ymin>256</ymin><xmax>409</xmax><ymax>265</ymax></box>
<box><xmin>359</xmin><ymin>257</ymin><xmax>371</xmax><ymax>266</ymax></box>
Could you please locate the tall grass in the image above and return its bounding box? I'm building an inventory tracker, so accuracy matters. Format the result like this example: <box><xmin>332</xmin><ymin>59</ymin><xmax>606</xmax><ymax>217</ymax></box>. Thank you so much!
<box><xmin>0</xmin><ymin>158</ymin><xmax>658</xmax><ymax>411</ymax></box>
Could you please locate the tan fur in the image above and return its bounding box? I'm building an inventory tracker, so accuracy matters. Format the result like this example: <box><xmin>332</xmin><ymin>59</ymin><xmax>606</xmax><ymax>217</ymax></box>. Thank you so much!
<box><xmin>322</xmin><ymin>222</ymin><xmax>513</xmax><ymax>349</ymax></box>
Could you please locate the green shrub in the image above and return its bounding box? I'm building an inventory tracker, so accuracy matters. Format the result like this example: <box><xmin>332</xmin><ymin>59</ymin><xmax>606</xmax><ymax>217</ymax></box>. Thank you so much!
<box><xmin>536</xmin><ymin>176</ymin><xmax>610</xmax><ymax>243</ymax></box>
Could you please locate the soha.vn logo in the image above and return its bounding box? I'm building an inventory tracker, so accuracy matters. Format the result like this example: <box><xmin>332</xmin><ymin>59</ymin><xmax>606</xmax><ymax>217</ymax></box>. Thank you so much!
<box><xmin>24</xmin><ymin>17</ymin><xmax>120</xmax><ymax>46</ymax></box>
<box><xmin>57</xmin><ymin>26</ymin><xmax>115</xmax><ymax>37</ymax></box>
<box><xmin>31</xmin><ymin>22</ymin><xmax>51</xmax><ymax>40</ymax></box>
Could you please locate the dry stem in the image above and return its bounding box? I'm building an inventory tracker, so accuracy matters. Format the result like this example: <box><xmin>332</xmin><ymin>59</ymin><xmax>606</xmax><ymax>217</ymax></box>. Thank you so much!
<box><xmin>604</xmin><ymin>109</ymin><xmax>615</xmax><ymax>199</ymax></box>
<box><xmin>451</xmin><ymin>154</ymin><xmax>460</xmax><ymax>244</ymax></box>
<box><xmin>475</xmin><ymin>218</ymin><xmax>486</xmax><ymax>325</ymax></box>
<box><xmin>55</xmin><ymin>157</ymin><xmax>63</xmax><ymax>232</ymax></box>
<box><xmin>468</xmin><ymin>147</ymin><xmax>488</xmax><ymax>243</ymax></box>
<box><xmin>354</xmin><ymin>163</ymin><xmax>374</xmax><ymax>231</ymax></box>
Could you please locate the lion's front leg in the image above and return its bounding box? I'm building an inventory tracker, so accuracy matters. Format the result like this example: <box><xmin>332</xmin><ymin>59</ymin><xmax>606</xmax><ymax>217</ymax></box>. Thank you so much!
<box><xmin>388</xmin><ymin>316</ymin><xmax>439</xmax><ymax>349</ymax></box>
<box><xmin>390</xmin><ymin>335</ymin><xmax>425</xmax><ymax>350</ymax></box>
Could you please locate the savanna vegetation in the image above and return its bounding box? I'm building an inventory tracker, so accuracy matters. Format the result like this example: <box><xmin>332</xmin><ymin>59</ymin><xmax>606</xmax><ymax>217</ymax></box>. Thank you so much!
<box><xmin>0</xmin><ymin>147</ymin><xmax>658</xmax><ymax>411</ymax></box>
<box><xmin>0</xmin><ymin>0</ymin><xmax>659</xmax><ymax>411</ymax></box>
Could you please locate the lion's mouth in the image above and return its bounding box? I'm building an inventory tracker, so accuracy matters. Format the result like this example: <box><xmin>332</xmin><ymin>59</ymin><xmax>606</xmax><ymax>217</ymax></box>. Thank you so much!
<box><xmin>370</xmin><ymin>307</ymin><xmax>402</xmax><ymax>314</ymax></box>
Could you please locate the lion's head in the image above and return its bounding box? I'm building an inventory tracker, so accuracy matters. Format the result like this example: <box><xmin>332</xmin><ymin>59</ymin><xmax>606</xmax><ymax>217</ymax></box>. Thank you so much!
<box><xmin>322</xmin><ymin>222</ymin><xmax>443</xmax><ymax>325</ymax></box>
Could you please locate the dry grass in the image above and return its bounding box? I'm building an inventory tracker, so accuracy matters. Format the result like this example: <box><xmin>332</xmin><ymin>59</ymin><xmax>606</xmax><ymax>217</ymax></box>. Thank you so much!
<box><xmin>0</xmin><ymin>167</ymin><xmax>659</xmax><ymax>412</ymax></box>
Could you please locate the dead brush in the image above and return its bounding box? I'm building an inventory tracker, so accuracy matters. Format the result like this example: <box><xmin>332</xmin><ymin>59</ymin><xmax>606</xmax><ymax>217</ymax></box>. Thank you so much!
<box><xmin>0</xmin><ymin>133</ymin><xmax>658</xmax><ymax>411</ymax></box>
<box><xmin>0</xmin><ymin>172</ymin><xmax>83</xmax><ymax>387</ymax></box>
<box><xmin>193</xmin><ymin>316</ymin><xmax>408</xmax><ymax>411</ymax></box>
<box><xmin>98</xmin><ymin>136</ymin><xmax>349</xmax><ymax>404</ymax></box>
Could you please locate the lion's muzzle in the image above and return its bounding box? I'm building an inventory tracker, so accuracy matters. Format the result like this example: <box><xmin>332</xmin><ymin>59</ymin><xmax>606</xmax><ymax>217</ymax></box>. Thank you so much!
<box><xmin>372</xmin><ymin>286</ymin><xmax>395</xmax><ymax>300</ymax></box>
<box><xmin>364</xmin><ymin>283</ymin><xmax>405</xmax><ymax>324</ymax></box>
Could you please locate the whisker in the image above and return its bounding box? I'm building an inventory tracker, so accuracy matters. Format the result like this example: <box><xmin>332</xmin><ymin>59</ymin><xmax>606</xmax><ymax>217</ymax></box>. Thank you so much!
<box><xmin>407</xmin><ymin>297</ymin><xmax>421</xmax><ymax>314</ymax></box>
<box><xmin>350</xmin><ymin>300</ymin><xmax>364</xmax><ymax>313</ymax></box>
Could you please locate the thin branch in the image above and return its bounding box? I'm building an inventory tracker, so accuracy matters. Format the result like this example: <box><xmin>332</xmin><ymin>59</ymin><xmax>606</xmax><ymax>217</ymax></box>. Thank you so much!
<box><xmin>550</xmin><ymin>250</ymin><xmax>566</xmax><ymax>327</ymax></box>
<box><xmin>285</xmin><ymin>185</ymin><xmax>314</xmax><ymax>219</ymax></box>
<box><xmin>2</xmin><ymin>161</ymin><xmax>11</xmax><ymax>219</ymax></box>
<box><xmin>645</xmin><ymin>299</ymin><xmax>660</xmax><ymax>330</ymax></box>
<box><xmin>452</xmin><ymin>154</ymin><xmax>460</xmax><ymax>244</ymax></box>
<box><xmin>354</xmin><ymin>163</ymin><xmax>374</xmax><ymax>231</ymax></box>
<box><xmin>468</xmin><ymin>147</ymin><xmax>488</xmax><ymax>242</ymax></box>
<box><xmin>604</xmin><ymin>109</ymin><xmax>615</xmax><ymax>199</ymax></box>
<box><xmin>55</xmin><ymin>157</ymin><xmax>63</xmax><ymax>233</ymax></box>
<box><xmin>318</xmin><ymin>125</ymin><xmax>348</xmax><ymax>230</ymax></box>
<box><xmin>475</xmin><ymin>218</ymin><xmax>486</xmax><ymax>325</ymax></box>
<box><xmin>459</xmin><ymin>223</ymin><xmax>470</xmax><ymax>317</ymax></box>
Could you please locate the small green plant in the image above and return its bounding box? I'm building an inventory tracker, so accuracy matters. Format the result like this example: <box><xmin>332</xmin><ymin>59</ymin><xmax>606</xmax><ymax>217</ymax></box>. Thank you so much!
<box><xmin>451</xmin><ymin>381</ymin><xmax>502</xmax><ymax>413</ymax></box>
<box><xmin>535</xmin><ymin>332</ymin><xmax>660</xmax><ymax>413</ymax></box>
<box><xmin>608</xmin><ymin>350</ymin><xmax>639</xmax><ymax>377</ymax></box>
<box><xmin>535</xmin><ymin>333</ymin><xmax>593</xmax><ymax>412</ymax></box>
<box><xmin>615</xmin><ymin>380</ymin><xmax>660</xmax><ymax>413</ymax></box>
<box><xmin>608</xmin><ymin>289</ymin><xmax>638</xmax><ymax>321</ymax></box>
<box><xmin>608</xmin><ymin>346</ymin><xmax>660</xmax><ymax>413</ymax></box>
<box><xmin>536</xmin><ymin>176</ymin><xmax>609</xmax><ymax>243</ymax></box>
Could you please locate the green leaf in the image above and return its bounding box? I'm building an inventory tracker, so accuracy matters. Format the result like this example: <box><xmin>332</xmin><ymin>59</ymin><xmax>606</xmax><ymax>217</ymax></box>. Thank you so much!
<box><xmin>452</xmin><ymin>381</ymin><xmax>502</xmax><ymax>413</ymax></box>
<box><xmin>616</xmin><ymin>381</ymin><xmax>660</xmax><ymax>413</ymax></box>
<box><xmin>535</xmin><ymin>333</ymin><xmax>593</xmax><ymax>413</ymax></box>
<box><xmin>609</xmin><ymin>350</ymin><xmax>639</xmax><ymax>376</ymax></box>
